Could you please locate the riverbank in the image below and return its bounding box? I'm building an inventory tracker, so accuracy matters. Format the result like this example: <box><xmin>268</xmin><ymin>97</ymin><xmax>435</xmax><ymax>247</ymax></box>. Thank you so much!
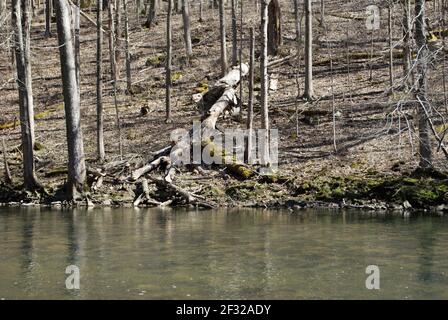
<box><xmin>1</xmin><ymin>167</ymin><xmax>447</xmax><ymax>214</ymax></box>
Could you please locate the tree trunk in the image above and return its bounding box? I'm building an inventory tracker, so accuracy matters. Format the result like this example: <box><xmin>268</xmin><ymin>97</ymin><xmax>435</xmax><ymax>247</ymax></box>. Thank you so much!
<box><xmin>388</xmin><ymin>4</ymin><xmax>394</xmax><ymax>95</ymax></box>
<box><xmin>415</xmin><ymin>0</ymin><xmax>432</xmax><ymax>169</ymax></box>
<box><xmin>166</xmin><ymin>0</ymin><xmax>172</xmax><ymax>121</ymax></box>
<box><xmin>260</xmin><ymin>0</ymin><xmax>269</xmax><ymax>164</ymax></box>
<box><xmin>199</xmin><ymin>0</ymin><xmax>203</xmax><ymax>22</ymax></box>
<box><xmin>293</xmin><ymin>0</ymin><xmax>300</xmax><ymax>42</ymax></box>
<box><xmin>55</xmin><ymin>0</ymin><xmax>87</xmax><ymax>199</ymax></box>
<box><xmin>319</xmin><ymin>0</ymin><xmax>325</xmax><ymax>28</ymax></box>
<box><xmin>231</xmin><ymin>0</ymin><xmax>237</xmax><ymax>65</ymax></box>
<box><xmin>304</xmin><ymin>0</ymin><xmax>314</xmax><ymax>100</ymax></box>
<box><xmin>97</xmin><ymin>0</ymin><xmax>105</xmax><ymax>161</ymax></box>
<box><xmin>402</xmin><ymin>0</ymin><xmax>411</xmax><ymax>87</ymax></box>
<box><xmin>144</xmin><ymin>0</ymin><xmax>157</xmax><ymax>28</ymax></box>
<box><xmin>182</xmin><ymin>0</ymin><xmax>192</xmax><ymax>61</ymax></box>
<box><xmin>219</xmin><ymin>0</ymin><xmax>227</xmax><ymax>77</ymax></box>
<box><xmin>115</xmin><ymin>0</ymin><xmax>122</xmax><ymax>75</ymax></box>
<box><xmin>108</xmin><ymin>0</ymin><xmax>116</xmax><ymax>80</ymax></box>
<box><xmin>45</xmin><ymin>0</ymin><xmax>52</xmax><ymax>37</ymax></box>
<box><xmin>12</xmin><ymin>0</ymin><xmax>41</xmax><ymax>190</ymax></box>
<box><xmin>74</xmin><ymin>0</ymin><xmax>80</xmax><ymax>89</ymax></box>
<box><xmin>245</xmin><ymin>27</ymin><xmax>254</xmax><ymax>163</ymax></box>
<box><xmin>267</xmin><ymin>0</ymin><xmax>281</xmax><ymax>56</ymax></box>
<box><xmin>124</xmin><ymin>0</ymin><xmax>132</xmax><ymax>92</ymax></box>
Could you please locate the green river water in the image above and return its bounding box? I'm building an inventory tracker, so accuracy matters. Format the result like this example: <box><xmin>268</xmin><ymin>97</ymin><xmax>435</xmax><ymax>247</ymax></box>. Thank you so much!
<box><xmin>0</xmin><ymin>207</ymin><xmax>447</xmax><ymax>299</ymax></box>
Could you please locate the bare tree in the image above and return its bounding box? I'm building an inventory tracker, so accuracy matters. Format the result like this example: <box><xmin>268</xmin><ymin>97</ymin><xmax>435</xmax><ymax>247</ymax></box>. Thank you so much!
<box><xmin>267</xmin><ymin>0</ymin><xmax>281</xmax><ymax>56</ymax></box>
<box><xmin>402</xmin><ymin>0</ymin><xmax>412</xmax><ymax>87</ymax></box>
<box><xmin>144</xmin><ymin>0</ymin><xmax>157</xmax><ymax>29</ymax></box>
<box><xmin>414</xmin><ymin>0</ymin><xmax>432</xmax><ymax>168</ymax></box>
<box><xmin>108</xmin><ymin>0</ymin><xmax>117</xmax><ymax>80</ymax></box>
<box><xmin>124</xmin><ymin>0</ymin><xmax>132</xmax><ymax>92</ymax></box>
<box><xmin>166</xmin><ymin>0</ymin><xmax>172</xmax><ymax>121</ymax></box>
<box><xmin>293</xmin><ymin>0</ymin><xmax>300</xmax><ymax>42</ymax></box>
<box><xmin>319</xmin><ymin>0</ymin><xmax>325</xmax><ymax>28</ymax></box>
<box><xmin>304</xmin><ymin>0</ymin><xmax>314</xmax><ymax>100</ymax></box>
<box><xmin>231</xmin><ymin>0</ymin><xmax>237</xmax><ymax>65</ymax></box>
<box><xmin>55</xmin><ymin>0</ymin><xmax>87</xmax><ymax>199</ymax></box>
<box><xmin>45</xmin><ymin>0</ymin><xmax>52</xmax><ymax>37</ymax></box>
<box><xmin>182</xmin><ymin>0</ymin><xmax>192</xmax><ymax>62</ymax></box>
<box><xmin>74</xmin><ymin>0</ymin><xmax>80</xmax><ymax>88</ymax></box>
<box><xmin>388</xmin><ymin>3</ymin><xmax>394</xmax><ymax>95</ymax></box>
<box><xmin>97</xmin><ymin>0</ymin><xmax>105</xmax><ymax>161</ymax></box>
<box><xmin>12</xmin><ymin>0</ymin><xmax>42</xmax><ymax>190</ymax></box>
<box><xmin>245</xmin><ymin>27</ymin><xmax>255</xmax><ymax>163</ymax></box>
<box><xmin>260</xmin><ymin>0</ymin><xmax>270</xmax><ymax>163</ymax></box>
<box><xmin>219</xmin><ymin>0</ymin><xmax>227</xmax><ymax>76</ymax></box>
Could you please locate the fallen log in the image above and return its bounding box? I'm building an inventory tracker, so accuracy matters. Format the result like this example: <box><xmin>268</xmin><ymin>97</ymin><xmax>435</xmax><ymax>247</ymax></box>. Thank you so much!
<box><xmin>128</xmin><ymin>63</ymin><xmax>252</xmax><ymax>206</ymax></box>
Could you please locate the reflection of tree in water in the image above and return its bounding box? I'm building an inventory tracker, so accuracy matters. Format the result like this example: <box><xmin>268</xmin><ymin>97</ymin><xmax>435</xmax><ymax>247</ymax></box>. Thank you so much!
<box><xmin>20</xmin><ymin>210</ymin><xmax>35</xmax><ymax>272</ymax></box>
<box><xmin>416</xmin><ymin>218</ymin><xmax>436</xmax><ymax>283</ymax></box>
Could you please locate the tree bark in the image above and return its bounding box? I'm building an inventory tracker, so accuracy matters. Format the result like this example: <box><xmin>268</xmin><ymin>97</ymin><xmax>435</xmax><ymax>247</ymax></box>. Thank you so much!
<box><xmin>45</xmin><ymin>0</ymin><xmax>52</xmax><ymax>37</ymax></box>
<box><xmin>231</xmin><ymin>0</ymin><xmax>237</xmax><ymax>65</ymax></box>
<box><xmin>268</xmin><ymin>0</ymin><xmax>281</xmax><ymax>56</ymax></box>
<box><xmin>97</xmin><ymin>0</ymin><xmax>105</xmax><ymax>161</ymax></box>
<box><xmin>124</xmin><ymin>0</ymin><xmax>132</xmax><ymax>92</ymax></box>
<box><xmin>74</xmin><ymin>0</ymin><xmax>80</xmax><ymax>89</ymax></box>
<box><xmin>144</xmin><ymin>0</ymin><xmax>157</xmax><ymax>28</ymax></box>
<box><xmin>166</xmin><ymin>0</ymin><xmax>172</xmax><ymax>121</ymax></box>
<box><xmin>245</xmin><ymin>27</ymin><xmax>254</xmax><ymax>163</ymax></box>
<box><xmin>304</xmin><ymin>0</ymin><xmax>314</xmax><ymax>100</ymax></box>
<box><xmin>415</xmin><ymin>0</ymin><xmax>432</xmax><ymax>168</ymax></box>
<box><xmin>108</xmin><ymin>0</ymin><xmax>116</xmax><ymax>80</ymax></box>
<box><xmin>260</xmin><ymin>0</ymin><xmax>270</xmax><ymax>163</ymax></box>
<box><xmin>402</xmin><ymin>0</ymin><xmax>412</xmax><ymax>87</ymax></box>
<box><xmin>219</xmin><ymin>0</ymin><xmax>227</xmax><ymax>77</ymax></box>
<box><xmin>182</xmin><ymin>0</ymin><xmax>192</xmax><ymax>61</ymax></box>
<box><xmin>293</xmin><ymin>0</ymin><xmax>300</xmax><ymax>42</ymax></box>
<box><xmin>12</xmin><ymin>0</ymin><xmax>41</xmax><ymax>190</ymax></box>
<box><xmin>55</xmin><ymin>0</ymin><xmax>87</xmax><ymax>199</ymax></box>
<box><xmin>388</xmin><ymin>4</ymin><xmax>394</xmax><ymax>95</ymax></box>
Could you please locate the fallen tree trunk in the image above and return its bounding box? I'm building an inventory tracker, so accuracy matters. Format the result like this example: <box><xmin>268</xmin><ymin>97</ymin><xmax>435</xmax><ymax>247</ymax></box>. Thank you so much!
<box><xmin>127</xmin><ymin>63</ymin><xmax>252</xmax><ymax>206</ymax></box>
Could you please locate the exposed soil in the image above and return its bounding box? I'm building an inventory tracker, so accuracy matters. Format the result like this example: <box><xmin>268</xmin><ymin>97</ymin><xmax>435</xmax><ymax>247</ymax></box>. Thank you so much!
<box><xmin>0</xmin><ymin>1</ymin><xmax>447</xmax><ymax>213</ymax></box>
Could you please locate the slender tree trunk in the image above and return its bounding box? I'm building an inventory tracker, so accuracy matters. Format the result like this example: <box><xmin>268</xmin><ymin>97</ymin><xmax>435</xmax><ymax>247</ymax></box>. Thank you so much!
<box><xmin>402</xmin><ymin>0</ymin><xmax>411</xmax><ymax>87</ymax></box>
<box><xmin>45</xmin><ymin>0</ymin><xmax>52</xmax><ymax>37</ymax></box>
<box><xmin>267</xmin><ymin>0</ymin><xmax>281</xmax><ymax>56</ymax></box>
<box><xmin>319</xmin><ymin>0</ymin><xmax>325</xmax><ymax>28</ymax></box>
<box><xmin>415</xmin><ymin>0</ymin><xmax>432</xmax><ymax>168</ymax></box>
<box><xmin>108</xmin><ymin>0</ymin><xmax>116</xmax><ymax>80</ymax></box>
<box><xmin>182</xmin><ymin>0</ymin><xmax>192</xmax><ymax>61</ymax></box>
<box><xmin>165</xmin><ymin>0</ymin><xmax>172</xmax><ymax>121</ymax></box>
<box><xmin>388</xmin><ymin>4</ymin><xmax>394</xmax><ymax>95</ymax></box>
<box><xmin>260</xmin><ymin>0</ymin><xmax>269</xmax><ymax>163</ymax></box>
<box><xmin>144</xmin><ymin>0</ymin><xmax>157</xmax><ymax>28</ymax></box>
<box><xmin>245</xmin><ymin>27</ymin><xmax>254</xmax><ymax>163</ymax></box>
<box><xmin>231</xmin><ymin>0</ymin><xmax>237</xmax><ymax>65</ymax></box>
<box><xmin>96</xmin><ymin>0</ymin><xmax>105</xmax><ymax>161</ymax></box>
<box><xmin>199</xmin><ymin>0</ymin><xmax>203</xmax><ymax>22</ymax></box>
<box><xmin>293</xmin><ymin>0</ymin><xmax>300</xmax><ymax>42</ymax></box>
<box><xmin>219</xmin><ymin>0</ymin><xmax>227</xmax><ymax>77</ymax></box>
<box><xmin>74</xmin><ymin>0</ymin><xmax>80</xmax><ymax>90</ymax></box>
<box><xmin>115</xmin><ymin>0</ymin><xmax>122</xmax><ymax>75</ymax></box>
<box><xmin>304</xmin><ymin>0</ymin><xmax>314</xmax><ymax>100</ymax></box>
<box><xmin>12</xmin><ymin>0</ymin><xmax>41</xmax><ymax>190</ymax></box>
<box><xmin>124</xmin><ymin>0</ymin><xmax>132</xmax><ymax>92</ymax></box>
<box><xmin>55</xmin><ymin>0</ymin><xmax>87</xmax><ymax>199</ymax></box>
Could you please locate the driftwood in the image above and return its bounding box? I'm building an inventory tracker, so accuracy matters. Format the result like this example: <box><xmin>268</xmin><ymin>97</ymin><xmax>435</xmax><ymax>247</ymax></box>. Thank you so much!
<box><xmin>94</xmin><ymin>64</ymin><xmax>250</xmax><ymax>208</ymax></box>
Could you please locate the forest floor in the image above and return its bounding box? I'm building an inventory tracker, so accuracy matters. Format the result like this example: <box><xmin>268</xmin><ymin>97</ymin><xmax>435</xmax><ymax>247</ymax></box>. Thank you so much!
<box><xmin>0</xmin><ymin>1</ymin><xmax>447</xmax><ymax>213</ymax></box>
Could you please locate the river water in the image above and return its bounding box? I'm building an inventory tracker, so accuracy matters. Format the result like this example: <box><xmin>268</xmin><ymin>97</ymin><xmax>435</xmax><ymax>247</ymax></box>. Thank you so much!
<box><xmin>0</xmin><ymin>207</ymin><xmax>447</xmax><ymax>299</ymax></box>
